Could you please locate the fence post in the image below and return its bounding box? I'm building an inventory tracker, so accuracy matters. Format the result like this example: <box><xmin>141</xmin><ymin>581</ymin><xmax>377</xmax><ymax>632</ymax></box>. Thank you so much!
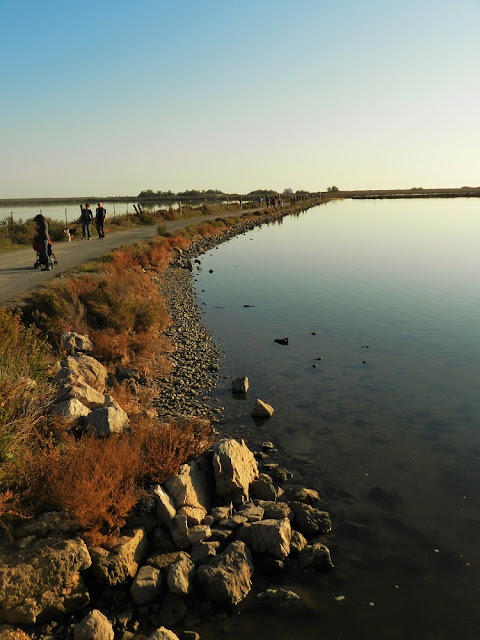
<box><xmin>65</xmin><ymin>207</ymin><xmax>68</xmax><ymax>228</ymax></box>
<box><xmin>113</xmin><ymin>203</ymin><xmax>116</xmax><ymax>224</ymax></box>
<box><xmin>10</xmin><ymin>212</ymin><xmax>14</xmax><ymax>243</ymax></box>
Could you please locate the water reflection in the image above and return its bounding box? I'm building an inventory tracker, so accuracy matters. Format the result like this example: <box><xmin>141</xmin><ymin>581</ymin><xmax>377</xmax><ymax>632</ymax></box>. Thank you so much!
<box><xmin>194</xmin><ymin>198</ymin><xmax>480</xmax><ymax>640</ymax></box>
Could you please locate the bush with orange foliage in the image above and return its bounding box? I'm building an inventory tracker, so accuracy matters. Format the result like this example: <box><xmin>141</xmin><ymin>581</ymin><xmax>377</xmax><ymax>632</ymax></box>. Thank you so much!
<box><xmin>135</xmin><ymin>416</ymin><xmax>215</xmax><ymax>484</ymax></box>
<box><xmin>43</xmin><ymin>432</ymin><xmax>143</xmax><ymax>546</ymax></box>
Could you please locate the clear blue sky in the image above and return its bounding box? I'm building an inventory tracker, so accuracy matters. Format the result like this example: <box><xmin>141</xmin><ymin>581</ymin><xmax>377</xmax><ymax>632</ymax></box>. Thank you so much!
<box><xmin>1</xmin><ymin>0</ymin><xmax>479</xmax><ymax>197</ymax></box>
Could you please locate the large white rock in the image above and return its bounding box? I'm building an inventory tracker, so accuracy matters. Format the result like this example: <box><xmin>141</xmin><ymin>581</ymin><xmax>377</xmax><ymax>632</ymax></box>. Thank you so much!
<box><xmin>167</xmin><ymin>553</ymin><xmax>195</xmax><ymax>598</ymax></box>
<box><xmin>131</xmin><ymin>565</ymin><xmax>162</xmax><ymax>605</ymax></box>
<box><xmin>52</xmin><ymin>398</ymin><xmax>90</xmax><ymax>419</ymax></box>
<box><xmin>212</xmin><ymin>438</ymin><xmax>259</xmax><ymax>504</ymax></box>
<box><xmin>87</xmin><ymin>405</ymin><xmax>129</xmax><ymax>436</ymax></box>
<box><xmin>165</xmin><ymin>458</ymin><xmax>210</xmax><ymax>514</ymax></box>
<box><xmin>54</xmin><ymin>354</ymin><xmax>108</xmax><ymax>392</ymax></box>
<box><xmin>58</xmin><ymin>380</ymin><xmax>105</xmax><ymax>410</ymax></box>
<box><xmin>196</xmin><ymin>541</ymin><xmax>254</xmax><ymax>607</ymax></box>
<box><xmin>73</xmin><ymin>609</ymin><xmax>114</xmax><ymax>640</ymax></box>
<box><xmin>90</xmin><ymin>528</ymin><xmax>148</xmax><ymax>587</ymax></box>
<box><xmin>250</xmin><ymin>518</ymin><xmax>292</xmax><ymax>560</ymax></box>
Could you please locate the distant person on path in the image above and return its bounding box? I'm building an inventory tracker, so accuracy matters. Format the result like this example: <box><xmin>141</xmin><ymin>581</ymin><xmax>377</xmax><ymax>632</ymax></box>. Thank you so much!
<box><xmin>33</xmin><ymin>214</ymin><xmax>52</xmax><ymax>270</ymax></box>
<box><xmin>81</xmin><ymin>204</ymin><xmax>93</xmax><ymax>239</ymax></box>
<box><xmin>95</xmin><ymin>202</ymin><xmax>106</xmax><ymax>239</ymax></box>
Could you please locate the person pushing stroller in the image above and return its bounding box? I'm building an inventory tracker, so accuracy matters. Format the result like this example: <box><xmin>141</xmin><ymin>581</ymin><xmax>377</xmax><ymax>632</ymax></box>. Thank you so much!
<box><xmin>33</xmin><ymin>214</ymin><xmax>53</xmax><ymax>270</ymax></box>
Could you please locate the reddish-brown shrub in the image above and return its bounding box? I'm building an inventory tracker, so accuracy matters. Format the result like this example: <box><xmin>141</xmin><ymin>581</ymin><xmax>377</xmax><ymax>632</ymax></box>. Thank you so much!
<box><xmin>135</xmin><ymin>417</ymin><xmax>215</xmax><ymax>484</ymax></box>
<box><xmin>45</xmin><ymin>433</ymin><xmax>143</xmax><ymax>546</ymax></box>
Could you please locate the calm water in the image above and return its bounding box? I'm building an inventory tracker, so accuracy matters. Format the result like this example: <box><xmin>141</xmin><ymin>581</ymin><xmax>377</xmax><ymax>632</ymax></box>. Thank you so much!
<box><xmin>193</xmin><ymin>198</ymin><xmax>480</xmax><ymax>639</ymax></box>
<box><xmin>0</xmin><ymin>201</ymin><xmax>180</xmax><ymax>224</ymax></box>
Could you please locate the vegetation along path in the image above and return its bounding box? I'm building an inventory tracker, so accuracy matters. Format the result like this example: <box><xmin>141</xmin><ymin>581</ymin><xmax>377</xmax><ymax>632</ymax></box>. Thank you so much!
<box><xmin>0</xmin><ymin>209</ymin><xmax>259</xmax><ymax>306</ymax></box>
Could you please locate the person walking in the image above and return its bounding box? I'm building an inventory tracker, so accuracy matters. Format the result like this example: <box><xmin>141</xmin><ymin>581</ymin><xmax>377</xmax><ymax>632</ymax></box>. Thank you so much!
<box><xmin>33</xmin><ymin>214</ymin><xmax>52</xmax><ymax>270</ymax></box>
<box><xmin>95</xmin><ymin>202</ymin><xmax>106</xmax><ymax>239</ymax></box>
<box><xmin>81</xmin><ymin>204</ymin><xmax>93</xmax><ymax>239</ymax></box>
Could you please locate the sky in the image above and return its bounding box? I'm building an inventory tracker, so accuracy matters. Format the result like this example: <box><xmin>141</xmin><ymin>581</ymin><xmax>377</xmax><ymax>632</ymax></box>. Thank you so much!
<box><xmin>1</xmin><ymin>0</ymin><xmax>479</xmax><ymax>197</ymax></box>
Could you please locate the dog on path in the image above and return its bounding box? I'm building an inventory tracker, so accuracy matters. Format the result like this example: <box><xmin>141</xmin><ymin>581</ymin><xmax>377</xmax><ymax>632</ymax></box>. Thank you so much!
<box><xmin>64</xmin><ymin>228</ymin><xmax>77</xmax><ymax>242</ymax></box>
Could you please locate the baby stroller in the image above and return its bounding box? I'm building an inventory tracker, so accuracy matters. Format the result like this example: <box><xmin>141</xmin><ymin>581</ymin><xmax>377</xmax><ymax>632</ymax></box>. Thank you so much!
<box><xmin>33</xmin><ymin>237</ymin><xmax>58</xmax><ymax>269</ymax></box>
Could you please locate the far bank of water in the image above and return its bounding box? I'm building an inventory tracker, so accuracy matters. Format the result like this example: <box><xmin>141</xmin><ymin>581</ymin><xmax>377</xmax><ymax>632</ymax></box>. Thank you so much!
<box><xmin>193</xmin><ymin>198</ymin><xmax>480</xmax><ymax>639</ymax></box>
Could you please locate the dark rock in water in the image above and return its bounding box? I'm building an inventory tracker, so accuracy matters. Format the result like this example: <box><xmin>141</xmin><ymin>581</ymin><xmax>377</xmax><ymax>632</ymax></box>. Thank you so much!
<box><xmin>243</xmin><ymin>304</ymin><xmax>255</xmax><ymax>307</ymax></box>
<box><xmin>367</xmin><ymin>487</ymin><xmax>401</xmax><ymax>509</ymax></box>
<box><xmin>299</xmin><ymin>543</ymin><xmax>334</xmax><ymax>572</ymax></box>
<box><xmin>209</xmin><ymin>269</ymin><xmax>214</xmax><ymax>273</ymax></box>
<box><xmin>362</xmin><ymin>360</ymin><xmax>368</xmax><ymax>364</ymax></box>
<box><xmin>311</xmin><ymin>332</ymin><xmax>316</xmax><ymax>335</ymax></box>
<box><xmin>274</xmin><ymin>338</ymin><xmax>289</xmax><ymax>346</ymax></box>
<box><xmin>257</xmin><ymin>588</ymin><xmax>305</xmax><ymax>613</ymax></box>
<box><xmin>290</xmin><ymin>502</ymin><xmax>332</xmax><ymax>536</ymax></box>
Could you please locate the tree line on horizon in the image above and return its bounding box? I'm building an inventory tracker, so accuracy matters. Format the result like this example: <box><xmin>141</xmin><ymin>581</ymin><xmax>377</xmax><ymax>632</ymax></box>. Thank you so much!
<box><xmin>137</xmin><ymin>187</ymin><xmax>321</xmax><ymax>199</ymax></box>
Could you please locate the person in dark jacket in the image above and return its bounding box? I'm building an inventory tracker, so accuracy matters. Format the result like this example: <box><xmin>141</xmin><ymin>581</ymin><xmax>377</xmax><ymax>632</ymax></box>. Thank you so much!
<box><xmin>81</xmin><ymin>204</ymin><xmax>93</xmax><ymax>239</ymax></box>
<box><xmin>33</xmin><ymin>214</ymin><xmax>52</xmax><ymax>270</ymax></box>
<box><xmin>95</xmin><ymin>202</ymin><xmax>106</xmax><ymax>239</ymax></box>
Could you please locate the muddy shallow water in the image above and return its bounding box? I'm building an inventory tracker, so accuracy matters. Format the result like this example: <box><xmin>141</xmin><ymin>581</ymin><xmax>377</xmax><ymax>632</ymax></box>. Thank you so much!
<box><xmin>192</xmin><ymin>199</ymin><xmax>480</xmax><ymax>639</ymax></box>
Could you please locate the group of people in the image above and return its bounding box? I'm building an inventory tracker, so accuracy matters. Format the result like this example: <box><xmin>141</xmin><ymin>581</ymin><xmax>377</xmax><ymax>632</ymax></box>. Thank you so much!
<box><xmin>81</xmin><ymin>203</ymin><xmax>106</xmax><ymax>239</ymax></box>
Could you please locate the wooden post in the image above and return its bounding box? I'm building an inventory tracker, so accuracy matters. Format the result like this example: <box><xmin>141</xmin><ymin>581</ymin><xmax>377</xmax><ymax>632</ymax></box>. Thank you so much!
<box><xmin>240</xmin><ymin>196</ymin><xmax>243</xmax><ymax>209</ymax></box>
<box><xmin>10</xmin><ymin>212</ymin><xmax>14</xmax><ymax>242</ymax></box>
<box><xmin>113</xmin><ymin>203</ymin><xmax>116</xmax><ymax>224</ymax></box>
<box><xmin>65</xmin><ymin>207</ymin><xmax>68</xmax><ymax>228</ymax></box>
<box><xmin>179</xmin><ymin>201</ymin><xmax>182</xmax><ymax>215</ymax></box>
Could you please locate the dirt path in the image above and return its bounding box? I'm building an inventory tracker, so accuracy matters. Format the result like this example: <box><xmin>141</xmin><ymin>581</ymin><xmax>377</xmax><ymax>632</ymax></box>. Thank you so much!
<box><xmin>0</xmin><ymin>209</ymin><xmax>256</xmax><ymax>306</ymax></box>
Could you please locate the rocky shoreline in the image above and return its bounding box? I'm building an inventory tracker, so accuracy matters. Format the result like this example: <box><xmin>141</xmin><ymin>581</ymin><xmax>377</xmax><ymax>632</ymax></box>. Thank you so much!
<box><xmin>0</xmin><ymin>205</ymin><xmax>335</xmax><ymax>640</ymax></box>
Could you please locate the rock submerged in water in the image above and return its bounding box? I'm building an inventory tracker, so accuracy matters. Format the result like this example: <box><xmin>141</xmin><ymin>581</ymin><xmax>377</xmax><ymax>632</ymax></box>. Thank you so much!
<box><xmin>251</xmin><ymin>399</ymin><xmax>274</xmax><ymax>419</ymax></box>
<box><xmin>274</xmin><ymin>337</ymin><xmax>289</xmax><ymax>345</ymax></box>
<box><xmin>232</xmin><ymin>376</ymin><xmax>249</xmax><ymax>395</ymax></box>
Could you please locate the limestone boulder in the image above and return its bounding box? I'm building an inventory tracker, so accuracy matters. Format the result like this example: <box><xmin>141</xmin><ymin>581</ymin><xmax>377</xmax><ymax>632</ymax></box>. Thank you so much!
<box><xmin>237</xmin><ymin>502</ymin><xmax>264</xmax><ymax>522</ymax></box>
<box><xmin>61</xmin><ymin>332</ymin><xmax>94</xmax><ymax>353</ymax></box>
<box><xmin>196</xmin><ymin>541</ymin><xmax>254</xmax><ymax>607</ymax></box>
<box><xmin>165</xmin><ymin>458</ymin><xmax>210</xmax><ymax>516</ymax></box>
<box><xmin>73</xmin><ymin>609</ymin><xmax>114</xmax><ymax>640</ymax></box>
<box><xmin>131</xmin><ymin>565</ymin><xmax>162</xmax><ymax>605</ymax></box>
<box><xmin>250</xmin><ymin>518</ymin><xmax>291</xmax><ymax>560</ymax></box>
<box><xmin>289</xmin><ymin>503</ymin><xmax>332</xmax><ymax>537</ymax></box>
<box><xmin>232</xmin><ymin>377</ymin><xmax>249</xmax><ymax>394</ymax></box>
<box><xmin>190</xmin><ymin>541</ymin><xmax>220</xmax><ymax>566</ymax></box>
<box><xmin>52</xmin><ymin>398</ymin><xmax>90</xmax><ymax>420</ymax></box>
<box><xmin>290</xmin><ymin>530</ymin><xmax>308</xmax><ymax>556</ymax></box>
<box><xmin>298</xmin><ymin>543</ymin><xmax>334</xmax><ymax>571</ymax></box>
<box><xmin>168</xmin><ymin>515</ymin><xmax>189</xmax><ymax>550</ymax></box>
<box><xmin>151</xmin><ymin>485</ymin><xmax>176</xmax><ymax>526</ymax></box>
<box><xmin>167</xmin><ymin>553</ymin><xmax>195</xmax><ymax>598</ymax></box>
<box><xmin>90</xmin><ymin>528</ymin><xmax>148</xmax><ymax>587</ymax></box>
<box><xmin>250</xmin><ymin>399</ymin><xmax>274</xmax><ymax>419</ymax></box>
<box><xmin>212</xmin><ymin>438</ymin><xmax>258</xmax><ymax>504</ymax></box>
<box><xmin>61</xmin><ymin>380</ymin><xmax>105</xmax><ymax>410</ymax></box>
<box><xmin>253</xmin><ymin>500</ymin><xmax>292</xmax><ymax>521</ymax></box>
<box><xmin>0</xmin><ymin>537</ymin><xmax>91</xmax><ymax>625</ymax></box>
<box><xmin>55</xmin><ymin>354</ymin><xmax>108</xmax><ymax>392</ymax></box>
<box><xmin>250</xmin><ymin>475</ymin><xmax>277</xmax><ymax>501</ymax></box>
<box><xmin>87</xmin><ymin>405</ymin><xmax>129</xmax><ymax>436</ymax></box>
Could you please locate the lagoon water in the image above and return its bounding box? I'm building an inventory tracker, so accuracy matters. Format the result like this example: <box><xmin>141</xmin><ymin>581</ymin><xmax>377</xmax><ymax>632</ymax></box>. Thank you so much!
<box><xmin>193</xmin><ymin>198</ymin><xmax>480</xmax><ymax>639</ymax></box>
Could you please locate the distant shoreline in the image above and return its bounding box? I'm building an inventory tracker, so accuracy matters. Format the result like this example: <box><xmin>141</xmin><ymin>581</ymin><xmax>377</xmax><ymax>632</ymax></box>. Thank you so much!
<box><xmin>1</xmin><ymin>187</ymin><xmax>480</xmax><ymax>207</ymax></box>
